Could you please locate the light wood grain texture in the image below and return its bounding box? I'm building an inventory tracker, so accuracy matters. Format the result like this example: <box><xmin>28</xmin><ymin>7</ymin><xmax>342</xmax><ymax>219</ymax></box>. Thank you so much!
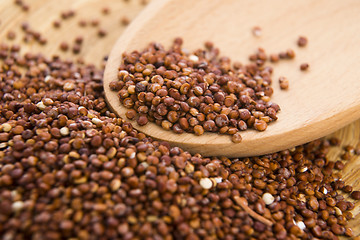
<box><xmin>104</xmin><ymin>0</ymin><xmax>360</xmax><ymax>158</ymax></box>
<box><xmin>0</xmin><ymin>0</ymin><xmax>145</xmax><ymax>66</ymax></box>
<box><xmin>0</xmin><ymin>0</ymin><xmax>359</xmax><ymax>238</ymax></box>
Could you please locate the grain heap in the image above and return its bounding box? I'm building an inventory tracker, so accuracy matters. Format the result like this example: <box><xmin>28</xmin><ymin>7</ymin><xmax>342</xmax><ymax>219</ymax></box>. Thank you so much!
<box><xmin>110</xmin><ymin>39</ymin><xmax>280</xmax><ymax>143</ymax></box>
<box><xmin>0</xmin><ymin>43</ymin><xmax>358</xmax><ymax>240</ymax></box>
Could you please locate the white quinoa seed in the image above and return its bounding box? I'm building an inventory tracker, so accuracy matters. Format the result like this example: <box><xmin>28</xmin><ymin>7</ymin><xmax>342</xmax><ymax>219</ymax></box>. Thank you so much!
<box><xmin>189</xmin><ymin>55</ymin><xmax>199</xmax><ymax>62</ymax></box>
<box><xmin>64</xmin><ymin>82</ymin><xmax>75</xmax><ymax>91</ymax></box>
<box><xmin>262</xmin><ymin>192</ymin><xmax>275</xmax><ymax>205</ymax></box>
<box><xmin>199</xmin><ymin>178</ymin><xmax>213</xmax><ymax>190</ymax></box>
<box><xmin>92</xmin><ymin>118</ymin><xmax>102</xmax><ymax>125</ymax></box>
<box><xmin>44</xmin><ymin>75</ymin><xmax>52</xmax><ymax>83</ymax></box>
<box><xmin>0</xmin><ymin>142</ymin><xmax>7</xmax><ymax>149</ymax></box>
<box><xmin>74</xmin><ymin>72</ymin><xmax>81</xmax><ymax>78</ymax></box>
<box><xmin>140</xmin><ymin>162</ymin><xmax>149</xmax><ymax>169</ymax></box>
<box><xmin>185</xmin><ymin>163</ymin><xmax>195</xmax><ymax>173</ymax></box>
<box><xmin>252</xmin><ymin>26</ymin><xmax>262</xmax><ymax>37</ymax></box>
<box><xmin>60</xmin><ymin>127</ymin><xmax>70</xmax><ymax>136</ymax></box>
<box><xmin>214</xmin><ymin>177</ymin><xmax>223</xmax><ymax>183</ymax></box>
<box><xmin>1</xmin><ymin>123</ymin><xmax>12</xmax><ymax>132</ymax></box>
<box><xmin>12</xmin><ymin>201</ymin><xmax>24</xmax><ymax>212</ymax></box>
<box><xmin>295</xmin><ymin>221</ymin><xmax>306</xmax><ymax>231</ymax></box>
<box><xmin>334</xmin><ymin>207</ymin><xmax>342</xmax><ymax>216</ymax></box>
<box><xmin>36</xmin><ymin>101</ymin><xmax>46</xmax><ymax>110</ymax></box>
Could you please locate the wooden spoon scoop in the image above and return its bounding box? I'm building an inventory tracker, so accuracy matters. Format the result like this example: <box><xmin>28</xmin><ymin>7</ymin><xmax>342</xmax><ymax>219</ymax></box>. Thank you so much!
<box><xmin>104</xmin><ymin>0</ymin><xmax>360</xmax><ymax>158</ymax></box>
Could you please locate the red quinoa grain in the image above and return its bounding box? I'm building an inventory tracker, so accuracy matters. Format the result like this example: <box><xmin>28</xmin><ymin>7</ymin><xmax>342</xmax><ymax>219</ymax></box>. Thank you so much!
<box><xmin>286</xmin><ymin>49</ymin><xmax>296</xmax><ymax>59</ymax></box>
<box><xmin>78</xmin><ymin>19</ymin><xmax>87</xmax><ymax>27</ymax></box>
<box><xmin>121</xmin><ymin>16</ymin><xmax>130</xmax><ymax>26</ymax></box>
<box><xmin>90</xmin><ymin>18</ymin><xmax>99</xmax><ymax>27</ymax></box>
<box><xmin>350</xmin><ymin>191</ymin><xmax>360</xmax><ymax>200</ymax></box>
<box><xmin>297</xmin><ymin>36</ymin><xmax>308</xmax><ymax>47</ymax></box>
<box><xmin>300</xmin><ymin>63</ymin><xmax>309</xmax><ymax>71</ymax></box>
<box><xmin>6</xmin><ymin>31</ymin><xmax>16</xmax><ymax>40</ymax></box>
<box><xmin>59</xmin><ymin>42</ymin><xmax>69</xmax><ymax>51</ymax></box>
<box><xmin>102</xmin><ymin>7</ymin><xmax>110</xmax><ymax>15</ymax></box>
<box><xmin>98</xmin><ymin>28</ymin><xmax>107</xmax><ymax>37</ymax></box>
<box><xmin>53</xmin><ymin>20</ymin><xmax>61</xmax><ymax>28</ymax></box>
<box><xmin>72</xmin><ymin>44</ymin><xmax>81</xmax><ymax>54</ymax></box>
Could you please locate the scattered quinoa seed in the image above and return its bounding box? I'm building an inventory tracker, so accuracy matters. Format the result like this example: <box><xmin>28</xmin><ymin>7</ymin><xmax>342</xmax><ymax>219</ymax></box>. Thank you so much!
<box><xmin>279</xmin><ymin>76</ymin><xmax>289</xmax><ymax>90</ymax></box>
<box><xmin>75</xmin><ymin>36</ymin><xmax>83</xmax><ymax>44</ymax></box>
<box><xmin>6</xmin><ymin>31</ymin><xmax>16</xmax><ymax>40</ymax></box>
<box><xmin>350</xmin><ymin>191</ymin><xmax>360</xmax><ymax>200</ymax></box>
<box><xmin>297</xmin><ymin>36</ymin><xmax>308</xmax><ymax>47</ymax></box>
<box><xmin>72</xmin><ymin>44</ymin><xmax>81</xmax><ymax>54</ymax></box>
<box><xmin>53</xmin><ymin>20</ymin><xmax>61</xmax><ymax>28</ymax></box>
<box><xmin>286</xmin><ymin>49</ymin><xmax>295</xmax><ymax>59</ymax></box>
<box><xmin>59</xmin><ymin>42</ymin><xmax>69</xmax><ymax>51</ymax></box>
<box><xmin>269</xmin><ymin>54</ymin><xmax>279</xmax><ymax>63</ymax></box>
<box><xmin>121</xmin><ymin>16</ymin><xmax>130</xmax><ymax>26</ymax></box>
<box><xmin>300</xmin><ymin>63</ymin><xmax>309</xmax><ymax>71</ymax></box>
<box><xmin>252</xmin><ymin>26</ymin><xmax>262</xmax><ymax>37</ymax></box>
<box><xmin>102</xmin><ymin>7</ymin><xmax>110</xmax><ymax>15</ymax></box>
<box><xmin>78</xmin><ymin>19</ymin><xmax>87</xmax><ymax>27</ymax></box>
<box><xmin>90</xmin><ymin>18</ymin><xmax>99</xmax><ymax>27</ymax></box>
<box><xmin>98</xmin><ymin>28</ymin><xmax>107</xmax><ymax>37</ymax></box>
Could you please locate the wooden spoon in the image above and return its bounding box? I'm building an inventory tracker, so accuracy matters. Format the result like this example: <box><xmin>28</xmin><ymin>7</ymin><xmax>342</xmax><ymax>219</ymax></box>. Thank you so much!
<box><xmin>104</xmin><ymin>0</ymin><xmax>360</xmax><ymax>158</ymax></box>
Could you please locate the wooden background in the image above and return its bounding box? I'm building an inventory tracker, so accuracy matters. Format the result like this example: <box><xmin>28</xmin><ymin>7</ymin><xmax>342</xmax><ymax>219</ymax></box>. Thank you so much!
<box><xmin>0</xmin><ymin>0</ymin><xmax>359</xmax><ymax>238</ymax></box>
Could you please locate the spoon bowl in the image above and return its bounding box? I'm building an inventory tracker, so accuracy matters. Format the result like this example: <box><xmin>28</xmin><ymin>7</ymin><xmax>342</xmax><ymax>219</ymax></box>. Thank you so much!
<box><xmin>104</xmin><ymin>0</ymin><xmax>360</xmax><ymax>157</ymax></box>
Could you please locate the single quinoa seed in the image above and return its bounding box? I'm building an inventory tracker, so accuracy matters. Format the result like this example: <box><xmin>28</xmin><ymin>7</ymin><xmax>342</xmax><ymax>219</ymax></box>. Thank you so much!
<box><xmin>6</xmin><ymin>31</ymin><xmax>16</xmax><ymax>40</ymax></box>
<box><xmin>59</xmin><ymin>42</ymin><xmax>69</xmax><ymax>51</ymax></box>
<box><xmin>270</xmin><ymin>54</ymin><xmax>279</xmax><ymax>63</ymax></box>
<box><xmin>232</xmin><ymin>132</ymin><xmax>242</xmax><ymax>143</ymax></box>
<box><xmin>72</xmin><ymin>44</ymin><xmax>81</xmax><ymax>54</ymax></box>
<box><xmin>300</xmin><ymin>63</ymin><xmax>309</xmax><ymax>71</ymax></box>
<box><xmin>91</xmin><ymin>18</ymin><xmax>100</xmax><ymax>27</ymax></box>
<box><xmin>252</xmin><ymin>26</ymin><xmax>262</xmax><ymax>37</ymax></box>
<box><xmin>297</xmin><ymin>36</ymin><xmax>308</xmax><ymax>47</ymax></box>
<box><xmin>102</xmin><ymin>7</ymin><xmax>110</xmax><ymax>15</ymax></box>
<box><xmin>199</xmin><ymin>178</ymin><xmax>213</xmax><ymax>189</ymax></box>
<box><xmin>75</xmin><ymin>36</ymin><xmax>83</xmax><ymax>45</ymax></box>
<box><xmin>350</xmin><ymin>191</ymin><xmax>360</xmax><ymax>200</ymax></box>
<box><xmin>286</xmin><ymin>49</ymin><xmax>295</xmax><ymax>59</ymax></box>
<box><xmin>98</xmin><ymin>28</ymin><xmax>107</xmax><ymax>37</ymax></box>
<box><xmin>121</xmin><ymin>16</ymin><xmax>130</xmax><ymax>26</ymax></box>
<box><xmin>78</xmin><ymin>19</ymin><xmax>87</xmax><ymax>27</ymax></box>
<box><xmin>53</xmin><ymin>20</ymin><xmax>61</xmax><ymax>28</ymax></box>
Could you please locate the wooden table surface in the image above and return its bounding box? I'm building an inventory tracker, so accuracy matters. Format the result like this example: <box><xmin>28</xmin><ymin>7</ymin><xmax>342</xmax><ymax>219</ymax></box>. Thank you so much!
<box><xmin>0</xmin><ymin>0</ymin><xmax>359</xmax><ymax>238</ymax></box>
